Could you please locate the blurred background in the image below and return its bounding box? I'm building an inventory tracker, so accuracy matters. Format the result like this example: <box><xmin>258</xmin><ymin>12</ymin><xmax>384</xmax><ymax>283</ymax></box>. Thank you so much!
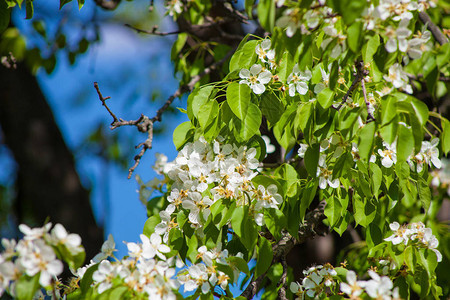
<box><xmin>0</xmin><ymin>0</ymin><xmax>187</xmax><ymax>258</ymax></box>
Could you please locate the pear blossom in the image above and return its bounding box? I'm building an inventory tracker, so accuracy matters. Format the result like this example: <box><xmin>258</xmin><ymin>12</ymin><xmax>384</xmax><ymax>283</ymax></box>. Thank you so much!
<box><xmin>340</xmin><ymin>270</ymin><xmax>365</xmax><ymax>298</ymax></box>
<box><xmin>93</xmin><ymin>234</ymin><xmax>116</xmax><ymax>262</ymax></box>
<box><xmin>317</xmin><ymin>155</ymin><xmax>340</xmax><ymax>189</ymax></box>
<box><xmin>262</xmin><ymin>135</ymin><xmax>275</xmax><ymax>154</ymax></box>
<box><xmin>378</xmin><ymin>141</ymin><xmax>397</xmax><ymax>168</ymax></box>
<box><xmin>314</xmin><ymin>66</ymin><xmax>330</xmax><ymax>94</ymax></box>
<box><xmin>364</xmin><ymin>270</ymin><xmax>394</xmax><ymax>299</ymax></box>
<box><xmin>239</xmin><ymin>64</ymin><xmax>272</xmax><ymax>94</ymax></box>
<box><xmin>50</xmin><ymin>223</ymin><xmax>83</xmax><ymax>254</ymax></box>
<box><xmin>141</xmin><ymin>234</ymin><xmax>171</xmax><ymax>260</ymax></box>
<box><xmin>18</xmin><ymin>223</ymin><xmax>52</xmax><ymax>241</ymax></box>
<box><xmin>385</xmin><ymin>19</ymin><xmax>411</xmax><ymax>53</ymax></box>
<box><xmin>256</xmin><ymin>39</ymin><xmax>276</xmax><ymax>67</ymax></box>
<box><xmin>165</xmin><ymin>0</ymin><xmax>183</xmax><ymax>18</ymax></box>
<box><xmin>383</xmin><ymin>63</ymin><xmax>413</xmax><ymax>94</ymax></box>
<box><xmin>298</xmin><ymin>144</ymin><xmax>308</xmax><ymax>158</ymax></box>
<box><xmin>92</xmin><ymin>260</ymin><xmax>115</xmax><ymax>294</ymax></box>
<box><xmin>276</xmin><ymin>8</ymin><xmax>301</xmax><ymax>37</ymax></box>
<box><xmin>287</xmin><ymin>65</ymin><xmax>311</xmax><ymax>96</ymax></box>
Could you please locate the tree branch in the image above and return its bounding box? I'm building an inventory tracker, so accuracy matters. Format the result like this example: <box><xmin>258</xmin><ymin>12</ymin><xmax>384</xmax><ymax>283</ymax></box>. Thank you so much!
<box><xmin>334</xmin><ymin>62</ymin><xmax>367</xmax><ymax>111</ymax></box>
<box><xmin>94</xmin><ymin>50</ymin><xmax>234</xmax><ymax>178</ymax></box>
<box><xmin>125</xmin><ymin>24</ymin><xmax>181</xmax><ymax>36</ymax></box>
<box><xmin>242</xmin><ymin>201</ymin><xmax>328</xmax><ymax>299</ymax></box>
<box><xmin>418</xmin><ymin>11</ymin><xmax>449</xmax><ymax>45</ymax></box>
<box><xmin>277</xmin><ymin>258</ymin><xmax>289</xmax><ymax>300</ymax></box>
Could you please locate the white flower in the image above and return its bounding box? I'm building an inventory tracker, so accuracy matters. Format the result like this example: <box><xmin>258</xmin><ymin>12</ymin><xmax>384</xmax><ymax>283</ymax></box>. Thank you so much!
<box><xmin>364</xmin><ymin>270</ymin><xmax>394</xmax><ymax>299</ymax></box>
<box><xmin>385</xmin><ymin>19</ymin><xmax>411</xmax><ymax>53</ymax></box>
<box><xmin>262</xmin><ymin>135</ymin><xmax>276</xmax><ymax>154</ymax></box>
<box><xmin>378</xmin><ymin>141</ymin><xmax>397</xmax><ymax>168</ymax></box>
<box><xmin>51</xmin><ymin>224</ymin><xmax>83</xmax><ymax>255</ymax></box>
<box><xmin>256</xmin><ymin>39</ymin><xmax>276</xmax><ymax>67</ymax></box>
<box><xmin>314</xmin><ymin>66</ymin><xmax>330</xmax><ymax>94</ymax></box>
<box><xmin>165</xmin><ymin>0</ymin><xmax>183</xmax><ymax>18</ymax></box>
<box><xmin>383</xmin><ymin>63</ymin><xmax>413</xmax><ymax>94</ymax></box>
<box><xmin>298</xmin><ymin>144</ymin><xmax>308</xmax><ymax>158</ymax></box>
<box><xmin>93</xmin><ymin>234</ymin><xmax>116</xmax><ymax>262</ymax></box>
<box><xmin>317</xmin><ymin>155</ymin><xmax>339</xmax><ymax>189</ymax></box>
<box><xmin>276</xmin><ymin>9</ymin><xmax>301</xmax><ymax>37</ymax></box>
<box><xmin>384</xmin><ymin>222</ymin><xmax>410</xmax><ymax>245</ymax></box>
<box><xmin>141</xmin><ymin>234</ymin><xmax>171</xmax><ymax>260</ymax></box>
<box><xmin>290</xmin><ymin>281</ymin><xmax>305</xmax><ymax>300</ymax></box>
<box><xmin>18</xmin><ymin>223</ymin><xmax>52</xmax><ymax>241</ymax></box>
<box><xmin>92</xmin><ymin>260</ymin><xmax>115</xmax><ymax>294</ymax></box>
<box><xmin>239</xmin><ymin>64</ymin><xmax>272</xmax><ymax>94</ymax></box>
<box><xmin>340</xmin><ymin>270</ymin><xmax>365</xmax><ymax>298</ymax></box>
<box><xmin>288</xmin><ymin>65</ymin><xmax>311</xmax><ymax>96</ymax></box>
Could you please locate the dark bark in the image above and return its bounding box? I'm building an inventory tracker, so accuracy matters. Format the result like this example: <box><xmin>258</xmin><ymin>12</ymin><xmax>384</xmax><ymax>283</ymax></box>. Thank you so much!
<box><xmin>0</xmin><ymin>63</ymin><xmax>103</xmax><ymax>263</ymax></box>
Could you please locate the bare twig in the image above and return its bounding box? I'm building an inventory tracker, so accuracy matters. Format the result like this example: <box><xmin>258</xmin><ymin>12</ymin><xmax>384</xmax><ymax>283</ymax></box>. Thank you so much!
<box><xmin>419</xmin><ymin>11</ymin><xmax>449</xmax><ymax>45</ymax></box>
<box><xmin>277</xmin><ymin>258</ymin><xmax>289</xmax><ymax>300</ymax></box>
<box><xmin>125</xmin><ymin>24</ymin><xmax>181</xmax><ymax>36</ymax></box>
<box><xmin>242</xmin><ymin>201</ymin><xmax>328</xmax><ymax>299</ymax></box>
<box><xmin>94</xmin><ymin>49</ymin><xmax>234</xmax><ymax>178</ymax></box>
<box><xmin>335</xmin><ymin>62</ymin><xmax>366</xmax><ymax>111</ymax></box>
<box><xmin>358</xmin><ymin>64</ymin><xmax>375</xmax><ymax>122</ymax></box>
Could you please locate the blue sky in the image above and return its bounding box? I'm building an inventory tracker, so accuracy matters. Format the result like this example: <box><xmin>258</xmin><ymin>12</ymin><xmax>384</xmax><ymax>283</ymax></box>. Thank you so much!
<box><xmin>10</xmin><ymin>0</ymin><xmax>189</xmax><ymax>257</ymax></box>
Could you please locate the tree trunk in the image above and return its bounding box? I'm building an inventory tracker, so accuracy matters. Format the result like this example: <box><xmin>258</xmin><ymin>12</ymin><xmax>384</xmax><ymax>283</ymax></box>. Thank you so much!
<box><xmin>0</xmin><ymin>63</ymin><xmax>103</xmax><ymax>263</ymax></box>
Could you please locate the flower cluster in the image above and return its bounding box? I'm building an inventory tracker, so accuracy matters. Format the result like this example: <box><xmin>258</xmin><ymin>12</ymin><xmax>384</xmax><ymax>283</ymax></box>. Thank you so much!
<box><xmin>77</xmin><ymin>234</ymin><xmax>179</xmax><ymax>299</ymax></box>
<box><xmin>340</xmin><ymin>270</ymin><xmax>400</xmax><ymax>300</ymax></box>
<box><xmin>0</xmin><ymin>223</ymin><xmax>83</xmax><ymax>297</ymax></box>
<box><xmin>152</xmin><ymin>137</ymin><xmax>282</xmax><ymax>237</ymax></box>
<box><xmin>384</xmin><ymin>221</ymin><xmax>442</xmax><ymax>262</ymax></box>
<box><xmin>290</xmin><ymin>264</ymin><xmax>338</xmax><ymax>299</ymax></box>
<box><xmin>177</xmin><ymin>244</ymin><xmax>239</xmax><ymax>295</ymax></box>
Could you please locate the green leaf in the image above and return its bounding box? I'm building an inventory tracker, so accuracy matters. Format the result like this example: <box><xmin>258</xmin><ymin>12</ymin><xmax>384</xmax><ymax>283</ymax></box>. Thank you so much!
<box><xmin>0</xmin><ymin>1</ymin><xmax>11</xmax><ymax>34</ymax></box>
<box><xmin>171</xmin><ymin>33</ymin><xmax>188</xmax><ymax>60</ymax></box>
<box><xmin>228</xmin><ymin>256</ymin><xmax>250</xmax><ymax>274</ymax></box>
<box><xmin>77</xmin><ymin>0</ymin><xmax>84</xmax><ymax>9</ymax></box>
<box><xmin>404</xmin><ymin>246</ymin><xmax>417</xmax><ymax>274</ymax></box>
<box><xmin>187</xmin><ymin>86</ymin><xmax>214</xmax><ymax>120</ymax></box>
<box><xmin>245</xmin><ymin>0</ymin><xmax>255</xmax><ymax>18</ymax></box>
<box><xmin>109</xmin><ymin>286</ymin><xmax>128</xmax><ymax>300</ymax></box>
<box><xmin>366</xmin><ymin>223</ymin><xmax>382</xmax><ymax>248</ymax></box>
<box><xmin>227</xmin><ymin>82</ymin><xmax>251</xmax><ymax>120</ymax></box>
<box><xmin>410</xmin><ymin>98</ymin><xmax>428</xmax><ymax>126</ymax></box>
<box><xmin>143</xmin><ymin>215</ymin><xmax>161</xmax><ymax>236</ymax></box>
<box><xmin>324</xmin><ymin>196</ymin><xmax>342</xmax><ymax>227</ymax></box>
<box><xmin>173</xmin><ymin>121</ymin><xmax>193</xmax><ymax>150</ymax></box>
<box><xmin>80</xmin><ymin>263</ymin><xmax>99</xmax><ymax>295</ymax></box>
<box><xmin>295</xmin><ymin>102</ymin><xmax>313</xmax><ymax>133</ymax></box>
<box><xmin>234</xmin><ymin>103</ymin><xmax>262</xmax><ymax>141</ymax></box>
<box><xmin>329</xmin><ymin>0</ymin><xmax>367</xmax><ymax>25</ymax></box>
<box><xmin>417</xmin><ymin>177</ymin><xmax>431</xmax><ymax>213</ymax></box>
<box><xmin>317</xmin><ymin>88</ymin><xmax>335</xmax><ymax>109</ymax></box>
<box><xmin>198</xmin><ymin>99</ymin><xmax>219</xmax><ymax>129</ymax></box>
<box><xmin>353</xmin><ymin>194</ymin><xmax>375</xmax><ymax>227</ymax></box>
<box><xmin>261</xmin><ymin>92</ymin><xmax>284</xmax><ymax>126</ymax></box>
<box><xmin>347</xmin><ymin>22</ymin><xmax>363</xmax><ymax>53</ymax></box>
<box><xmin>231</xmin><ymin>206</ymin><xmax>245</xmax><ymax>238</ymax></box>
<box><xmin>300</xmin><ymin>181</ymin><xmax>318</xmax><ymax>221</ymax></box>
<box><xmin>264</xmin><ymin>208</ymin><xmax>287</xmax><ymax>240</ymax></box>
<box><xmin>369</xmin><ymin>162</ymin><xmax>382</xmax><ymax>197</ymax></box>
<box><xmin>60</xmin><ymin>0</ymin><xmax>73</xmax><ymax>9</ymax></box>
<box><xmin>358</xmin><ymin>121</ymin><xmax>376</xmax><ymax>162</ymax></box>
<box><xmin>229</xmin><ymin>40</ymin><xmax>258</xmax><ymax>72</ymax></box>
<box><xmin>442</xmin><ymin>119</ymin><xmax>450</xmax><ymax>154</ymax></box>
<box><xmin>255</xmin><ymin>237</ymin><xmax>273</xmax><ymax>277</ymax></box>
<box><xmin>257</xmin><ymin>0</ymin><xmax>275</xmax><ymax>32</ymax></box>
<box><xmin>304</xmin><ymin>143</ymin><xmax>320</xmax><ymax>177</ymax></box>
<box><xmin>396</xmin><ymin>124</ymin><xmax>414</xmax><ymax>163</ymax></box>
<box><xmin>15</xmin><ymin>275</ymin><xmax>40</xmax><ymax>300</ymax></box>
<box><xmin>362</xmin><ymin>34</ymin><xmax>380</xmax><ymax>64</ymax></box>
<box><xmin>277</xmin><ymin>51</ymin><xmax>294</xmax><ymax>82</ymax></box>
<box><xmin>25</xmin><ymin>0</ymin><xmax>33</xmax><ymax>19</ymax></box>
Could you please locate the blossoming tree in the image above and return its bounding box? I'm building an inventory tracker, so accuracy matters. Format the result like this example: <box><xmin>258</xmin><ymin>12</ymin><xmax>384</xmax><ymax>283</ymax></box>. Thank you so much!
<box><xmin>1</xmin><ymin>0</ymin><xmax>449</xmax><ymax>299</ymax></box>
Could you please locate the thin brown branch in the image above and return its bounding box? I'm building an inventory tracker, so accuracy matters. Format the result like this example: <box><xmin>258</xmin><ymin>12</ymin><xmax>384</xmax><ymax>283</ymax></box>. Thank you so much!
<box><xmin>93</xmin><ymin>0</ymin><xmax>121</xmax><ymax>10</ymax></box>
<box><xmin>335</xmin><ymin>62</ymin><xmax>366</xmax><ymax>111</ymax></box>
<box><xmin>242</xmin><ymin>201</ymin><xmax>328</xmax><ymax>299</ymax></box>
<box><xmin>419</xmin><ymin>11</ymin><xmax>449</xmax><ymax>45</ymax></box>
<box><xmin>94</xmin><ymin>49</ymin><xmax>234</xmax><ymax>178</ymax></box>
<box><xmin>277</xmin><ymin>258</ymin><xmax>289</xmax><ymax>300</ymax></box>
<box><xmin>125</xmin><ymin>24</ymin><xmax>181</xmax><ymax>36</ymax></box>
<box><xmin>358</xmin><ymin>63</ymin><xmax>375</xmax><ymax>122</ymax></box>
